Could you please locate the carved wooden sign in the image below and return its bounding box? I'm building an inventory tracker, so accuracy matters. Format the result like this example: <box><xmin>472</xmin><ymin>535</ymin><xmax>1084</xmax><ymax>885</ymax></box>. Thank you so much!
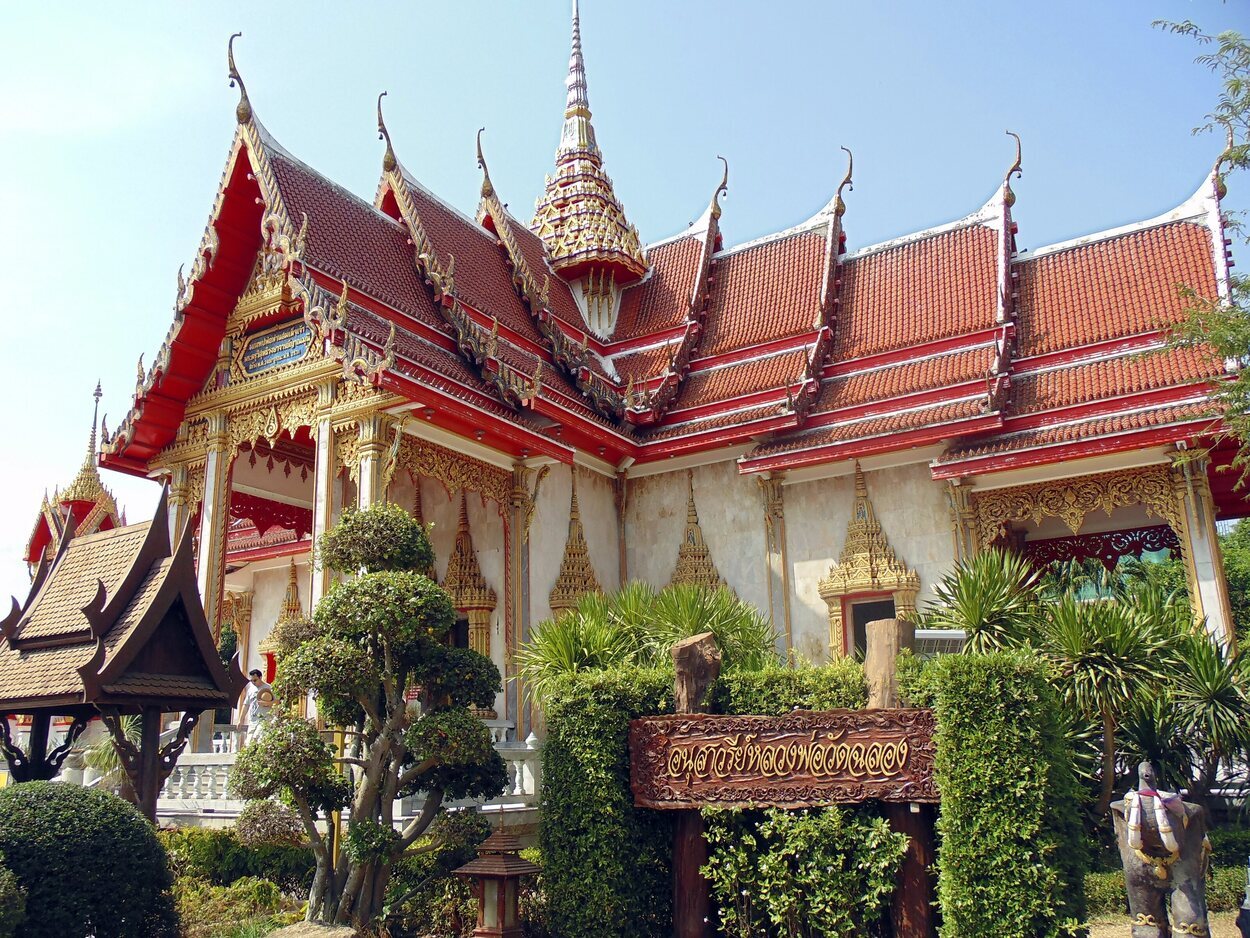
<box><xmin>629</xmin><ymin>708</ymin><xmax>938</xmax><ymax>809</ymax></box>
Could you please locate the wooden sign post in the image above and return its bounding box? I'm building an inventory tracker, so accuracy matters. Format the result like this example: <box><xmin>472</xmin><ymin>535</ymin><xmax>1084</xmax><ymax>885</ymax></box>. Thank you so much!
<box><xmin>631</xmin><ymin>690</ymin><xmax>939</xmax><ymax>936</ymax></box>
<box><xmin>670</xmin><ymin>632</ymin><xmax>721</xmax><ymax>938</ymax></box>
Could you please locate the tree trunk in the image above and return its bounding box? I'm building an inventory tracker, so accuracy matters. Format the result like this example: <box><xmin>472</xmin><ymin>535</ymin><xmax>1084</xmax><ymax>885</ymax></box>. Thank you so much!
<box><xmin>1096</xmin><ymin>709</ymin><xmax>1117</xmax><ymax>815</ymax></box>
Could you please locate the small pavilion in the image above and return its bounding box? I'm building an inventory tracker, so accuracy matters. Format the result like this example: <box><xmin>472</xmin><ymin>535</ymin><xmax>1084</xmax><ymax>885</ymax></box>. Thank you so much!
<box><xmin>0</xmin><ymin>488</ymin><xmax>245</xmax><ymax>820</ymax></box>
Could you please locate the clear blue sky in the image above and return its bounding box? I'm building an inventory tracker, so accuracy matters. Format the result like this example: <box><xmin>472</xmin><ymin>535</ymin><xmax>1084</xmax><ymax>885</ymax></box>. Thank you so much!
<box><xmin>0</xmin><ymin>0</ymin><xmax>1246</xmax><ymax>601</ymax></box>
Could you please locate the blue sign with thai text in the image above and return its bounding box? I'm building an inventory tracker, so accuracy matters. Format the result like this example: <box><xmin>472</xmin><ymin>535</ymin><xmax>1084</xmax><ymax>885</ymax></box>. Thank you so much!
<box><xmin>240</xmin><ymin>320</ymin><xmax>313</xmax><ymax>377</ymax></box>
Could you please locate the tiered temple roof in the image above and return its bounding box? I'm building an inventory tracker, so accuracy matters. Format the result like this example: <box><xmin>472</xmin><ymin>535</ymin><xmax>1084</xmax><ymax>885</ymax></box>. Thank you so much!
<box><xmin>99</xmin><ymin>11</ymin><xmax>1238</xmax><ymax>513</ymax></box>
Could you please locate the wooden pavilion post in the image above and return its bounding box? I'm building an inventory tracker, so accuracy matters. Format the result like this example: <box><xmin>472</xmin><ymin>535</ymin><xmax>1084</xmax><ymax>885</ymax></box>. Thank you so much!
<box><xmin>671</xmin><ymin>633</ymin><xmax>721</xmax><ymax>938</ymax></box>
<box><xmin>25</xmin><ymin>713</ymin><xmax>50</xmax><ymax>768</ymax></box>
<box><xmin>138</xmin><ymin>706</ymin><xmax>163</xmax><ymax>823</ymax></box>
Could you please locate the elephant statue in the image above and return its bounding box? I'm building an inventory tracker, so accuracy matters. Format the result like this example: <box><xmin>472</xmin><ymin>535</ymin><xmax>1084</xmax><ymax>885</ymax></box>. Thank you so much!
<box><xmin>1111</xmin><ymin>762</ymin><xmax>1210</xmax><ymax>937</ymax></box>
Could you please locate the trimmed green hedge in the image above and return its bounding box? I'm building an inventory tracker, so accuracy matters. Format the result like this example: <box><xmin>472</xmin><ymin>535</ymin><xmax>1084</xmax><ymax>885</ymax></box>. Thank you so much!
<box><xmin>1209</xmin><ymin>826</ymin><xmax>1250</xmax><ymax>868</ymax></box>
<box><xmin>0</xmin><ymin>782</ymin><xmax>179</xmax><ymax>938</ymax></box>
<box><xmin>709</xmin><ymin>659</ymin><xmax>866</xmax><ymax>715</ymax></box>
<box><xmin>1084</xmin><ymin>867</ymin><xmax>1247</xmax><ymax>916</ymax></box>
<box><xmin>0</xmin><ymin>850</ymin><xmax>24</xmax><ymax>938</ymax></box>
<box><xmin>920</xmin><ymin>652</ymin><xmax>1087</xmax><ymax>938</ymax></box>
<box><xmin>540</xmin><ymin>667</ymin><xmax>675</xmax><ymax>938</ymax></box>
<box><xmin>159</xmin><ymin>826</ymin><xmax>315</xmax><ymax>893</ymax></box>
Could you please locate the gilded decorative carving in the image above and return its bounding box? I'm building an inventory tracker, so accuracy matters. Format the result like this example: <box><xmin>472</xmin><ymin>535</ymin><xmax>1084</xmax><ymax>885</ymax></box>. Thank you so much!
<box><xmin>550</xmin><ymin>472</ymin><xmax>602</xmax><ymax>616</ymax></box>
<box><xmin>511</xmin><ymin>463</ymin><xmax>550</xmax><ymax>544</ymax></box>
<box><xmin>220</xmin><ymin>589</ymin><xmax>254</xmax><ymax>657</ymax></box>
<box><xmin>969</xmin><ymin>465</ymin><xmax>1188</xmax><ymax>551</ymax></box>
<box><xmin>394</xmin><ymin>434</ymin><xmax>510</xmax><ymax>509</ymax></box>
<box><xmin>670</xmin><ymin>470</ymin><xmax>726</xmax><ymax>591</ymax></box>
<box><xmin>818</xmin><ymin>464</ymin><xmax>920</xmax><ymax>658</ymax></box>
<box><xmin>334</xmin><ymin>426</ymin><xmax>362</xmax><ymax>486</ymax></box>
<box><xmin>443</xmin><ymin>491</ymin><xmax>498</xmax><ymax>713</ymax></box>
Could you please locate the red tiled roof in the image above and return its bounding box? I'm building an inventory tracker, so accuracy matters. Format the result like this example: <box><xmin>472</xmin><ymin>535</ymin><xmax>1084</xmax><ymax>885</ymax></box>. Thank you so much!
<box><xmin>611</xmin><ymin>344</ymin><xmax>673</xmax><ymax>383</ymax></box>
<box><xmin>641</xmin><ymin>404</ymin><xmax>786</xmax><ymax>441</ymax></box>
<box><xmin>268</xmin><ymin>154</ymin><xmax>442</xmax><ymax>330</ymax></box>
<box><xmin>700</xmin><ymin>231</ymin><xmax>826</xmax><ymax>357</ymax></box>
<box><xmin>749</xmin><ymin>398</ymin><xmax>988</xmax><ymax>458</ymax></box>
<box><xmin>614</xmin><ymin>237</ymin><xmax>704</xmax><ymax>340</ymax></box>
<box><xmin>1012</xmin><ymin>347</ymin><xmax>1223</xmax><ymax>414</ymax></box>
<box><xmin>501</xmin><ymin>212</ymin><xmax>588</xmax><ymax>333</ymax></box>
<box><xmin>813</xmin><ymin>345</ymin><xmax>995</xmax><ymax>413</ymax></box>
<box><xmin>674</xmin><ymin>349</ymin><xmax>809</xmax><ymax>411</ymax></box>
<box><xmin>835</xmin><ymin>225</ymin><xmax>998</xmax><ymax>360</ymax></box>
<box><xmin>938</xmin><ymin>401</ymin><xmax>1215</xmax><ymax>463</ymax></box>
<box><xmin>1015</xmin><ymin>222</ymin><xmax>1217</xmax><ymax>357</ymax></box>
<box><xmin>401</xmin><ymin>174</ymin><xmax>544</xmax><ymax>345</ymax></box>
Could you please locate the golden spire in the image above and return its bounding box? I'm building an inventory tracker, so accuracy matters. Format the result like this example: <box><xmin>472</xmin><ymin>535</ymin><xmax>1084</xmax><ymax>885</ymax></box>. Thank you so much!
<box><xmin>227</xmin><ymin>32</ymin><xmax>252</xmax><ymax>124</ymax></box>
<box><xmin>669</xmin><ymin>470</ymin><xmax>726</xmax><ymax>591</ymax></box>
<box><xmin>278</xmin><ymin>558</ymin><xmax>303</xmax><ymax>624</ymax></box>
<box><xmin>377</xmin><ymin>91</ymin><xmax>396</xmax><ymax>173</ymax></box>
<box><xmin>61</xmin><ymin>383</ymin><xmax>108</xmax><ymax>504</ymax></box>
<box><xmin>531</xmin><ymin>0</ymin><xmax>647</xmax><ymax>288</ymax></box>
<box><xmin>549</xmin><ymin>472</ymin><xmax>602</xmax><ymax>616</ymax></box>
<box><xmin>443</xmin><ymin>491</ymin><xmax>496</xmax><ymax>611</ymax></box>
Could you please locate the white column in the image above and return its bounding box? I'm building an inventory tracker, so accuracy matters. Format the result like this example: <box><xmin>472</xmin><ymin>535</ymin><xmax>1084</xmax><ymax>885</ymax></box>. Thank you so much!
<box><xmin>309</xmin><ymin>380</ymin><xmax>337</xmax><ymax>609</ymax></box>
<box><xmin>1178</xmin><ymin>460</ymin><xmax>1234</xmax><ymax>647</ymax></box>
<box><xmin>196</xmin><ymin>412</ymin><xmax>231</xmax><ymax>632</ymax></box>
<box><xmin>356</xmin><ymin>413</ymin><xmax>388</xmax><ymax>509</ymax></box>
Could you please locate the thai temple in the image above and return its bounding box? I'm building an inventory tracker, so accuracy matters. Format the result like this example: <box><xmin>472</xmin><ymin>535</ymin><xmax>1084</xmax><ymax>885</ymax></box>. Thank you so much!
<box><xmin>22</xmin><ymin>2</ymin><xmax>1240</xmax><ymax>742</ymax></box>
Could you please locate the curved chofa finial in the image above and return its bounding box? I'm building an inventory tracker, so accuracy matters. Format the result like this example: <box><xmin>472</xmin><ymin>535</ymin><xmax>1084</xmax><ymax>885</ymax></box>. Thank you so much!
<box><xmin>227</xmin><ymin>32</ymin><xmax>252</xmax><ymax>124</ymax></box>
<box><xmin>377</xmin><ymin>91</ymin><xmax>396</xmax><ymax>173</ymax></box>
<box><xmin>1003</xmin><ymin>130</ymin><xmax>1023</xmax><ymax>206</ymax></box>
<box><xmin>833</xmin><ymin>146</ymin><xmax>854</xmax><ymax>218</ymax></box>
<box><xmin>710</xmin><ymin>155</ymin><xmax>729</xmax><ymax>219</ymax></box>
<box><xmin>1213</xmin><ymin>121</ymin><xmax>1235</xmax><ymax>199</ymax></box>
<box><xmin>476</xmin><ymin>127</ymin><xmax>494</xmax><ymax>199</ymax></box>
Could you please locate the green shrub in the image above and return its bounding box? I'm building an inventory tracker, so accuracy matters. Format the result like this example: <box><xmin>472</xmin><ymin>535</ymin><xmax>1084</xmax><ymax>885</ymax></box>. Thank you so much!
<box><xmin>385</xmin><ymin>810</ymin><xmax>490</xmax><ymax>938</ymax></box>
<box><xmin>702</xmin><ymin>806</ymin><xmax>907</xmax><ymax>937</ymax></box>
<box><xmin>927</xmin><ymin>652</ymin><xmax>1087</xmax><ymax>938</ymax></box>
<box><xmin>0</xmin><ymin>850</ymin><xmax>25</xmax><ymax>938</ymax></box>
<box><xmin>710</xmin><ymin>658</ymin><xmax>866</xmax><ymax>715</ymax></box>
<box><xmin>1210</xmin><ymin>864</ymin><xmax>1249</xmax><ymax>912</ymax></box>
<box><xmin>540</xmin><ymin>666</ymin><xmax>675</xmax><ymax>938</ymax></box>
<box><xmin>1082</xmin><ymin>870</ymin><xmax>1126</xmax><ymax>916</ymax></box>
<box><xmin>235</xmin><ymin>799</ymin><xmax>305</xmax><ymax>847</ymax></box>
<box><xmin>1209</xmin><ymin>826</ymin><xmax>1250</xmax><ymax>868</ymax></box>
<box><xmin>174</xmin><ymin>875</ymin><xmax>302</xmax><ymax>938</ymax></box>
<box><xmin>0</xmin><ymin>782</ymin><xmax>178</xmax><ymax>938</ymax></box>
<box><xmin>160</xmin><ymin>826</ymin><xmax>315</xmax><ymax>893</ymax></box>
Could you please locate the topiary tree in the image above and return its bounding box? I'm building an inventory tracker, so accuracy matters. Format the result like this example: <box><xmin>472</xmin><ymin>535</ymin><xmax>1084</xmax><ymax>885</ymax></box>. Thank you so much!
<box><xmin>235</xmin><ymin>798</ymin><xmax>305</xmax><ymax>848</ymax></box>
<box><xmin>0</xmin><ymin>782</ymin><xmax>178</xmax><ymax>938</ymax></box>
<box><xmin>0</xmin><ymin>850</ymin><xmax>24</xmax><ymax>938</ymax></box>
<box><xmin>229</xmin><ymin>502</ymin><xmax>506</xmax><ymax>928</ymax></box>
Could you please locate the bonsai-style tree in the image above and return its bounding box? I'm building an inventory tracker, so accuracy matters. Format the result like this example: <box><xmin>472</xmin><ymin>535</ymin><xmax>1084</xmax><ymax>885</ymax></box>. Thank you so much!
<box><xmin>230</xmin><ymin>503</ymin><xmax>506</xmax><ymax>927</ymax></box>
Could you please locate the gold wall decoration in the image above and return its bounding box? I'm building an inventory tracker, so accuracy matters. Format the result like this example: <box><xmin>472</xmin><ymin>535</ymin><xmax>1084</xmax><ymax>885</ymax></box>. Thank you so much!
<box><xmin>443</xmin><ymin>492</ymin><xmax>498</xmax><ymax>717</ymax></box>
<box><xmin>549</xmin><ymin>471</ymin><xmax>602</xmax><ymax>616</ymax></box>
<box><xmin>818</xmin><ymin>464</ymin><xmax>920</xmax><ymax>658</ymax></box>
<box><xmin>220</xmin><ymin>589</ymin><xmax>254</xmax><ymax>662</ymax></box>
<box><xmin>969</xmin><ymin>465</ymin><xmax>1187</xmax><ymax>550</ymax></box>
<box><xmin>334</xmin><ymin>426</ymin><xmax>362</xmax><ymax>486</ymax></box>
<box><xmin>670</xmin><ymin>470</ymin><xmax>726</xmax><ymax>591</ymax></box>
<box><xmin>393</xmin><ymin>434</ymin><xmax>511</xmax><ymax>509</ymax></box>
<box><xmin>511</xmin><ymin>463</ymin><xmax>551</xmax><ymax>545</ymax></box>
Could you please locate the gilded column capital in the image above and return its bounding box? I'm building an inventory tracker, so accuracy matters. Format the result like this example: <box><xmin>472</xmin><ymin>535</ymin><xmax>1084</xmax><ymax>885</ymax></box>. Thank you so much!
<box><xmin>204</xmin><ymin>411</ymin><xmax>229</xmax><ymax>452</ymax></box>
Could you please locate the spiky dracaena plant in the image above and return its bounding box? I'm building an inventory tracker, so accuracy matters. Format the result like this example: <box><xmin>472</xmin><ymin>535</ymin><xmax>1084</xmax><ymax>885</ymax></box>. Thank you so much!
<box><xmin>921</xmin><ymin>548</ymin><xmax>1043</xmax><ymax>653</ymax></box>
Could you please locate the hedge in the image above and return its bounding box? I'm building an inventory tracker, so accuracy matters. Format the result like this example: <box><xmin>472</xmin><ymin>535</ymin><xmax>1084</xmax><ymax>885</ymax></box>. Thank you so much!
<box><xmin>539</xmin><ymin>667</ymin><xmax>675</xmax><ymax>938</ymax></box>
<box><xmin>709</xmin><ymin>658</ymin><xmax>866</xmax><ymax>715</ymax></box>
<box><xmin>0</xmin><ymin>782</ymin><xmax>179</xmax><ymax>938</ymax></box>
<box><xmin>159</xmin><ymin>826</ymin><xmax>316</xmax><ymax>893</ymax></box>
<box><xmin>920</xmin><ymin>652</ymin><xmax>1087</xmax><ymax>938</ymax></box>
<box><xmin>0</xmin><ymin>850</ymin><xmax>23</xmax><ymax>938</ymax></box>
<box><xmin>1084</xmin><ymin>867</ymin><xmax>1247</xmax><ymax>916</ymax></box>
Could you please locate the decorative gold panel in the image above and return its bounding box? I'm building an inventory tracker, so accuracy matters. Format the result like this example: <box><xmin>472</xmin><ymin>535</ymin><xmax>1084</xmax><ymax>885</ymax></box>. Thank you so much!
<box><xmin>550</xmin><ymin>472</ymin><xmax>602</xmax><ymax>616</ymax></box>
<box><xmin>670</xmin><ymin>470</ymin><xmax>726</xmax><ymax>590</ymax></box>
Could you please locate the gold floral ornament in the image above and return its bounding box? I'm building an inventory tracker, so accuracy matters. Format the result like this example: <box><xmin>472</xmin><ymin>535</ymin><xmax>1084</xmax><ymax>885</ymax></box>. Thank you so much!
<box><xmin>818</xmin><ymin>464</ymin><xmax>920</xmax><ymax>657</ymax></box>
<box><xmin>549</xmin><ymin>472</ymin><xmax>602</xmax><ymax>616</ymax></box>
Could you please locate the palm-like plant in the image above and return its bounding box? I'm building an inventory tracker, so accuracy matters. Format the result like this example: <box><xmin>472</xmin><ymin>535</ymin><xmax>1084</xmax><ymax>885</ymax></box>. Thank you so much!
<box><xmin>515</xmin><ymin>591</ymin><xmax>640</xmax><ymax>706</ymax></box>
<box><xmin>83</xmin><ymin>715</ymin><xmax>140</xmax><ymax>799</ymax></box>
<box><xmin>1170</xmin><ymin>630</ymin><xmax>1250</xmax><ymax>804</ymax></box>
<box><xmin>922</xmin><ymin>548</ymin><xmax>1042</xmax><ymax>652</ymax></box>
<box><xmin>643</xmin><ymin>584</ymin><xmax>779</xmax><ymax>673</ymax></box>
<box><xmin>1040</xmin><ymin>594</ymin><xmax>1179</xmax><ymax>814</ymax></box>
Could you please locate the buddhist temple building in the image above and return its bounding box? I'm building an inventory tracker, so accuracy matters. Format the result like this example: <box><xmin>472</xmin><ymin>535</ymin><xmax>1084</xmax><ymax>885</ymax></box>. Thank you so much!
<box><xmin>80</xmin><ymin>7</ymin><xmax>1241</xmax><ymax>739</ymax></box>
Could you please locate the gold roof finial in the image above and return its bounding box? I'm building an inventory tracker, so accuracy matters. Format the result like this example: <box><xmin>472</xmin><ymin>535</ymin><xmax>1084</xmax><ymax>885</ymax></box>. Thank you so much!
<box><xmin>1214</xmin><ymin>122</ymin><xmax>1235</xmax><ymax>199</ymax></box>
<box><xmin>1003</xmin><ymin>131</ymin><xmax>1023</xmax><ymax>207</ymax></box>
<box><xmin>61</xmin><ymin>383</ymin><xmax>109</xmax><ymax>504</ymax></box>
<box><xmin>377</xmin><ymin>91</ymin><xmax>396</xmax><ymax>173</ymax></box>
<box><xmin>834</xmin><ymin>147</ymin><xmax>854</xmax><ymax>218</ymax></box>
<box><xmin>709</xmin><ymin>155</ymin><xmax>729</xmax><ymax>220</ymax></box>
<box><xmin>227</xmin><ymin>32</ymin><xmax>252</xmax><ymax>124</ymax></box>
<box><xmin>476</xmin><ymin>127</ymin><xmax>494</xmax><ymax>199</ymax></box>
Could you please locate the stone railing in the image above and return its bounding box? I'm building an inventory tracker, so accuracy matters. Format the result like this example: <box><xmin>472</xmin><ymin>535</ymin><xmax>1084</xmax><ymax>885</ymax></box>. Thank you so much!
<box><xmin>157</xmin><ymin>726</ymin><xmax>541</xmax><ymax>822</ymax></box>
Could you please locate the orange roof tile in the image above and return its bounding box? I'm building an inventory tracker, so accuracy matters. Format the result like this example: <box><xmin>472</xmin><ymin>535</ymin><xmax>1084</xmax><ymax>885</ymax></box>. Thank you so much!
<box><xmin>749</xmin><ymin>398</ymin><xmax>988</xmax><ymax>459</ymax></box>
<box><xmin>611</xmin><ymin>344</ymin><xmax>673</xmax><ymax>383</ymax></box>
<box><xmin>614</xmin><ymin>237</ymin><xmax>703</xmax><ymax>340</ymax></box>
<box><xmin>701</xmin><ymin>231</ymin><xmax>826</xmax><ymax>357</ymax></box>
<box><xmin>814</xmin><ymin>345</ymin><xmax>995</xmax><ymax>413</ymax></box>
<box><xmin>938</xmin><ymin>401</ymin><xmax>1215</xmax><ymax>463</ymax></box>
<box><xmin>1012</xmin><ymin>347</ymin><xmax>1223</xmax><ymax>414</ymax></box>
<box><xmin>1015</xmin><ymin>222</ymin><xmax>1217</xmax><ymax>357</ymax></box>
<box><xmin>641</xmin><ymin>404</ymin><xmax>786</xmax><ymax>441</ymax></box>
<box><xmin>674</xmin><ymin>349</ymin><xmax>810</xmax><ymax>411</ymax></box>
<box><xmin>834</xmin><ymin>225</ymin><xmax>998</xmax><ymax>360</ymax></box>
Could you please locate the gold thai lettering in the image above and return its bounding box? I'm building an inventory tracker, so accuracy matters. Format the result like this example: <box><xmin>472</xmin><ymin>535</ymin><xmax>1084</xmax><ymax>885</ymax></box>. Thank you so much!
<box><xmin>662</xmin><ymin>731</ymin><xmax>909</xmax><ymax>783</ymax></box>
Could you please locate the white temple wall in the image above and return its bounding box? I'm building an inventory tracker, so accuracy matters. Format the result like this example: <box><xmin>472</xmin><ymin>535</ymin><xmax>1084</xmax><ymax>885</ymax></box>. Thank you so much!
<box><xmin>785</xmin><ymin>463</ymin><xmax>957</xmax><ymax>661</ymax></box>
<box><xmin>625</xmin><ymin>461</ymin><xmax>769</xmax><ymax>616</ymax></box>
<box><xmin>528</xmin><ymin>464</ymin><xmax>570</xmax><ymax>627</ymax></box>
<box><xmin>576</xmin><ymin>465</ymin><xmax>622</xmax><ymax>593</ymax></box>
<box><xmin>241</xmin><ymin>559</ymin><xmax>308</xmax><ymax>675</ymax></box>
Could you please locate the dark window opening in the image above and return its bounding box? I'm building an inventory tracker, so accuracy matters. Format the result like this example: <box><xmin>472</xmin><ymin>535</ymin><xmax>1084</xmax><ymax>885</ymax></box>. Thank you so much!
<box><xmin>849</xmin><ymin>598</ymin><xmax>895</xmax><ymax>659</ymax></box>
<box><xmin>450</xmin><ymin>617</ymin><xmax>470</xmax><ymax>650</ymax></box>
